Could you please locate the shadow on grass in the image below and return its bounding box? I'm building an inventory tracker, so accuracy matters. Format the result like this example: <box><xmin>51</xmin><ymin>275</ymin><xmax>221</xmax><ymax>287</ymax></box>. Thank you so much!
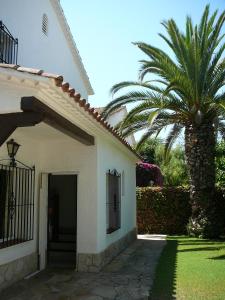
<box><xmin>149</xmin><ymin>239</ymin><xmax>177</xmax><ymax>300</ymax></box>
<box><xmin>209</xmin><ymin>254</ymin><xmax>225</xmax><ymax>260</ymax></box>
<box><xmin>178</xmin><ymin>246</ymin><xmax>225</xmax><ymax>252</ymax></box>
<box><xmin>178</xmin><ymin>241</ymin><xmax>222</xmax><ymax>246</ymax></box>
<box><xmin>178</xmin><ymin>238</ymin><xmax>225</xmax><ymax>246</ymax></box>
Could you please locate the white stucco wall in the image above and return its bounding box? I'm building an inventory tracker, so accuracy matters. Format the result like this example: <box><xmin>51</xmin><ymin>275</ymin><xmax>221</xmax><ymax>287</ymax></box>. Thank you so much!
<box><xmin>0</xmin><ymin>0</ymin><xmax>91</xmax><ymax>98</ymax></box>
<box><xmin>38</xmin><ymin>135</ymin><xmax>98</xmax><ymax>254</ymax></box>
<box><xmin>96</xmin><ymin>136</ymin><xmax>137</xmax><ymax>253</ymax></box>
<box><xmin>0</xmin><ymin>125</ymin><xmax>98</xmax><ymax>265</ymax></box>
<box><xmin>0</xmin><ymin>76</ymin><xmax>97</xmax><ymax>265</ymax></box>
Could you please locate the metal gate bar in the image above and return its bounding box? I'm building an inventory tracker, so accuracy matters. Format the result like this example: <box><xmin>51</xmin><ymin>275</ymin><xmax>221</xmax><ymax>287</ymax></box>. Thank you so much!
<box><xmin>0</xmin><ymin>163</ymin><xmax>35</xmax><ymax>249</ymax></box>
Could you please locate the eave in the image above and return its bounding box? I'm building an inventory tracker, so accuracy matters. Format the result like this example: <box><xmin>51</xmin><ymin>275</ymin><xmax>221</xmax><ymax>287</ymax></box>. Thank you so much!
<box><xmin>0</xmin><ymin>64</ymin><xmax>141</xmax><ymax>160</ymax></box>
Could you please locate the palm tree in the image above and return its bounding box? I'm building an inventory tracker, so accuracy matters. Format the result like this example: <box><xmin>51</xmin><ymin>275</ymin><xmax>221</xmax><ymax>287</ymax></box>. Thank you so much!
<box><xmin>102</xmin><ymin>5</ymin><xmax>225</xmax><ymax>237</ymax></box>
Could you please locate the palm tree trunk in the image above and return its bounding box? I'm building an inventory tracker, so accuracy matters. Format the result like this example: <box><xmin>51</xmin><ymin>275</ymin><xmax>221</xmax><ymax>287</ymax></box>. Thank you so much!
<box><xmin>185</xmin><ymin>122</ymin><xmax>219</xmax><ymax>237</ymax></box>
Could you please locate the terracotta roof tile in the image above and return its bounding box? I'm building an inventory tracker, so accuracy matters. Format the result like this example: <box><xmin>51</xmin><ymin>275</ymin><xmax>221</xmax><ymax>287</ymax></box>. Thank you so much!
<box><xmin>0</xmin><ymin>63</ymin><xmax>140</xmax><ymax>159</ymax></box>
<box><xmin>61</xmin><ymin>82</ymin><xmax>70</xmax><ymax>92</ymax></box>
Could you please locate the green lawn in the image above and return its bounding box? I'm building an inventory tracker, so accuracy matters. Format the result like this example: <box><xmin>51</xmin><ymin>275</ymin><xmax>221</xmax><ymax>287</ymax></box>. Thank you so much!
<box><xmin>150</xmin><ymin>236</ymin><xmax>225</xmax><ymax>300</ymax></box>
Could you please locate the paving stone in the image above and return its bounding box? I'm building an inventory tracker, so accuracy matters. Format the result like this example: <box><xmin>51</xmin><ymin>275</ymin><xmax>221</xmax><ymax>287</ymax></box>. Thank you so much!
<box><xmin>74</xmin><ymin>296</ymin><xmax>103</xmax><ymax>300</ymax></box>
<box><xmin>5</xmin><ymin>267</ymin><xmax>14</xmax><ymax>282</ymax></box>
<box><xmin>58</xmin><ymin>296</ymin><xmax>70</xmax><ymax>300</ymax></box>
<box><xmin>0</xmin><ymin>274</ymin><xmax>4</xmax><ymax>285</ymax></box>
<box><xmin>91</xmin><ymin>286</ymin><xmax>117</xmax><ymax>298</ymax></box>
<box><xmin>0</xmin><ymin>235</ymin><xmax>166</xmax><ymax>300</ymax></box>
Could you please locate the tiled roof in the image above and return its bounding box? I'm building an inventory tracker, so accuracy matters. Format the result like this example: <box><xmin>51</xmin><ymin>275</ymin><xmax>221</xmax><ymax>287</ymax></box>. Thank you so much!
<box><xmin>0</xmin><ymin>64</ymin><xmax>140</xmax><ymax>160</ymax></box>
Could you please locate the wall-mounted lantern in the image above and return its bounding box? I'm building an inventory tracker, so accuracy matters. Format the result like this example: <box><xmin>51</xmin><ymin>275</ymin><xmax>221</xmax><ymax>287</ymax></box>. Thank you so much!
<box><xmin>7</xmin><ymin>139</ymin><xmax>20</xmax><ymax>167</ymax></box>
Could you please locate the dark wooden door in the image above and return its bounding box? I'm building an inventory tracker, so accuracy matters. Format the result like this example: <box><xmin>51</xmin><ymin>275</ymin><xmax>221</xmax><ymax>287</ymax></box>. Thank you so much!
<box><xmin>47</xmin><ymin>174</ymin><xmax>77</xmax><ymax>267</ymax></box>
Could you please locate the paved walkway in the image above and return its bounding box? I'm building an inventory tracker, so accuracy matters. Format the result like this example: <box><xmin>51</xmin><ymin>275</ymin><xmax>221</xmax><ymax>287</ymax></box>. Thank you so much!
<box><xmin>0</xmin><ymin>235</ymin><xmax>166</xmax><ymax>300</ymax></box>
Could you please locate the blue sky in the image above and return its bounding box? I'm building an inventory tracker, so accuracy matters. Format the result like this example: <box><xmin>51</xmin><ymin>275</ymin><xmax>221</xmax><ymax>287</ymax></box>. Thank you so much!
<box><xmin>61</xmin><ymin>0</ymin><xmax>224</xmax><ymax>108</ymax></box>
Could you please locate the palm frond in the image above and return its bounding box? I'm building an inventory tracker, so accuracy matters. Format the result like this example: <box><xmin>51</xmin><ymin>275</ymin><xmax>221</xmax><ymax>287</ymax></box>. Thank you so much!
<box><xmin>164</xmin><ymin>124</ymin><xmax>184</xmax><ymax>155</ymax></box>
<box><xmin>103</xmin><ymin>5</ymin><xmax>225</xmax><ymax>153</ymax></box>
<box><xmin>109</xmin><ymin>81</ymin><xmax>162</xmax><ymax>96</ymax></box>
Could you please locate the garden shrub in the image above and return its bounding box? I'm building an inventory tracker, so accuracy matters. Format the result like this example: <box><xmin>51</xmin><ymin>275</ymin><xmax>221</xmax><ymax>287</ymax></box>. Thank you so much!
<box><xmin>137</xmin><ymin>187</ymin><xmax>225</xmax><ymax>235</ymax></box>
<box><xmin>136</xmin><ymin>162</ymin><xmax>163</xmax><ymax>187</ymax></box>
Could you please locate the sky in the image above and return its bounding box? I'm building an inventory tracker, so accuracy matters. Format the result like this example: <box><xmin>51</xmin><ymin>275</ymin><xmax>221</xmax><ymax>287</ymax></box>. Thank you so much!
<box><xmin>61</xmin><ymin>0</ymin><xmax>224</xmax><ymax>108</ymax></box>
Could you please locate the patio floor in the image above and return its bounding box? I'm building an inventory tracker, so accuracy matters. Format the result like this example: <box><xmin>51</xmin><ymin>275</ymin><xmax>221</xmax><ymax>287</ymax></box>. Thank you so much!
<box><xmin>0</xmin><ymin>235</ymin><xmax>166</xmax><ymax>300</ymax></box>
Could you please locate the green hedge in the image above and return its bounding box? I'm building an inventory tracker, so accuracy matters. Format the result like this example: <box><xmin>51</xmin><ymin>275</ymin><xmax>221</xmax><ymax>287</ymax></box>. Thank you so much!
<box><xmin>137</xmin><ymin>187</ymin><xmax>191</xmax><ymax>234</ymax></box>
<box><xmin>137</xmin><ymin>187</ymin><xmax>225</xmax><ymax>235</ymax></box>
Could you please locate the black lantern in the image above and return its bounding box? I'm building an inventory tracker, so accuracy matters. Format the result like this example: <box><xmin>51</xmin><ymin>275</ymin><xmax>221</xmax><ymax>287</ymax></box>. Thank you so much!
<box><xmin>7</xmin><ymin>139</ymin><xmax>20</xmax><ymax>167</ymax></box>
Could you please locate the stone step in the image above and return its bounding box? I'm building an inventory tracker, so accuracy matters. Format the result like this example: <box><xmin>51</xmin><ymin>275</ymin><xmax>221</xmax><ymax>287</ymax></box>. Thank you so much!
<box><xmin>48</xmin><ymin>250</ymin><xmax>76</xmax><ymax>267</ymax></box>
<box><xmin>58</xmin><ymin>234</ymin><xmax>76</xmax><ymax>242</ymax></box>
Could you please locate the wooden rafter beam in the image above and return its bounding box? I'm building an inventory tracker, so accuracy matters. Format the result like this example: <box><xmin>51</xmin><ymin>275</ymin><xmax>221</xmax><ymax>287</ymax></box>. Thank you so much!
<box><xmin>21</xmin><ymin>96</ymin><xmax>95</xmax><ymax>146</ymax></box>
<box><xmin>0</xmin><ymin>112</ymin><xmax>43</xmax><ymax>146</ymax></box>
<box><xmin>0</xmin><ymin>96</ymin><xmax>94</xmax><ymax>147</ymax></box>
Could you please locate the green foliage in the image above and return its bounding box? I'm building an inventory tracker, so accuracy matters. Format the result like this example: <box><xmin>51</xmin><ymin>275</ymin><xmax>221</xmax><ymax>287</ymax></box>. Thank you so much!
<box><xmin>186</xmin><ymin>189</ymin><xmax>225</xmax><ymax>238</ymax></box>
<box><xmin>137</xmin><ymin>187</ymin><xmax>225</xmax><ymax>237</ymax></box>
<box><xmin>104</xmin><ymin>5</ymin><xmax>225</xmax><ymax>238</ymax></box>
<box><xmin>102</xmin><ymin>5</ymin><xmax>225</xmax><ymax>150</ymax></box>
<box><xmin>137</xmin><ymin>187</ymin><xmax>191</xmax><ymax>234</ymax></box>
<box><xmin>137</xmin><ymin>139</ymin><xmax>189</xmax><ymax>186</ymax></box>
<box><xmin>216</xmin><ymin>141</ymin><xmax>225</xmax><ymax>187</ymax></box>
<box><xmin>155</xmin><ymin>144</ymin><xmax>189</xmax><ymax>186</ymax></box>
<box><xmin>137</xmin><ymin>138</ymin><xmax>160</xmax><ymax>164</ymax></box>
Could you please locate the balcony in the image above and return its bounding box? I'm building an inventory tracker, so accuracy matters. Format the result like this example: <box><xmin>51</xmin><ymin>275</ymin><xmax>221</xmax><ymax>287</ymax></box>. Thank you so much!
<box><xmin>0</xmin><ymin>21</ymin><xmax>18</xmax><ymax>64</ymax></box>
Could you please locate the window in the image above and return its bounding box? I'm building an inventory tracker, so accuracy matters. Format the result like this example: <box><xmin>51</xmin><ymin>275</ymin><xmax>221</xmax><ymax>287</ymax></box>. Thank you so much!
<box><xmin>0</xmin><ymin>164</ymin><xmax>35</xmax><ymax>249</ymax></box>
<box><xmin>42</xmin><ymin>14</ymin><xmax>48</xmax><ymax>36</ymax></box>
<box><xmin>106</xmin><ymin>169</ymin><xmax>121</xmax><ymax>234</ymax></box>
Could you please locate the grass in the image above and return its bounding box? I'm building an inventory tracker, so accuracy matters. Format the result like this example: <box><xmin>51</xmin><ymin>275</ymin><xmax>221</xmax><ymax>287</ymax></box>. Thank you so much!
<box><xmin>150</xmin><ymin>236</ymin><xmax>225</xmax><ymax>300</ymax></box>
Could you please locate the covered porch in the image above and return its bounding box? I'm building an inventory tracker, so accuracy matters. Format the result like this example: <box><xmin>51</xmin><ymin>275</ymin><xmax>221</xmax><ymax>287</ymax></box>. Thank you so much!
<box><xmin>0</xmin><ymin>96</ymin><xmax>98</xmax><ymax>290</ymax></box>
<box><xmin>0</xmin><ymin>64</ymin><xmax>138</xmax><ymax>292</ymax></box>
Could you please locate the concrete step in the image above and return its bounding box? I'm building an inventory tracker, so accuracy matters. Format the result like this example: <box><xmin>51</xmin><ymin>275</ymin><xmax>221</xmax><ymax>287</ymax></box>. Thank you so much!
<box><xmin>48</xmin><ymin>250</ymin><xmax>76</xmax><ymax>266</ymax></box>
<box><xmin>58</xmin><ymin>234</ymin><xmax>76</xmax><ymax>242</ymax></box>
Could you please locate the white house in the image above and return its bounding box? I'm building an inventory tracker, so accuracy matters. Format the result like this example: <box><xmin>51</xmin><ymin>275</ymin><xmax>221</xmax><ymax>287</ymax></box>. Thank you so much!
<box><xmin>0</xmin><ymin>0</ymin><xmax>139</xmax><ymax>292</ymax></box>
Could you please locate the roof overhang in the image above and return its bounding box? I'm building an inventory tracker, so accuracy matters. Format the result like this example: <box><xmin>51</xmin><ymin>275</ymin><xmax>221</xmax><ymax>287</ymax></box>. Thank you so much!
<box><xmin>0</xmin><ymin>96</ymin><xmax>95</xmax><ymax>147</ymax></box>
<box><xmin>0</xmin><ymin>64</ymin><xmax>141</xmax><ymax>161</ymax></box>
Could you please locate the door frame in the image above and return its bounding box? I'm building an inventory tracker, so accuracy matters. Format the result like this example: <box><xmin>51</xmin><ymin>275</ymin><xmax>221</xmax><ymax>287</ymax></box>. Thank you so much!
<box><xmin>38</xmin><ymin>171</ymin><xmax>79</xmax><ymax>270</ymax></box>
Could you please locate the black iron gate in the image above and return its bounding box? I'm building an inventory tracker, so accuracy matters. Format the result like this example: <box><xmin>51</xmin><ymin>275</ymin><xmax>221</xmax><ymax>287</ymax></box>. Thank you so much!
<box><xmin>0</xmin><ymin>163</ymin><xmax>35</xmax><ymax>249</ymax></box>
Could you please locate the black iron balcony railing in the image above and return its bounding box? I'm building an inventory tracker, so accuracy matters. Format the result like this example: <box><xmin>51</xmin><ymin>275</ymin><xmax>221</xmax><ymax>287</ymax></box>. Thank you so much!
<box><xmin>0</xmin><ymin>21</ymin><xmax>18</xmax><ymax>64</ymax></box>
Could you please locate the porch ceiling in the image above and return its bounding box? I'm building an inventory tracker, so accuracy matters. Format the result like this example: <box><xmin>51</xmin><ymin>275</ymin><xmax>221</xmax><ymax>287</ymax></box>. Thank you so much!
<box><xmin>17</xmin><ymin>123</ymin><xmax>78</xmax><ymax>141</ymax></box>
<box><xmin>21</xmin><ymin>96</ymin><xmax>95</xmax><ymax>146</ymax></box>
<box><xmin>0</xmin><ymin>96</ymin><xmax>95</xmax><ymax>147</ymax></box>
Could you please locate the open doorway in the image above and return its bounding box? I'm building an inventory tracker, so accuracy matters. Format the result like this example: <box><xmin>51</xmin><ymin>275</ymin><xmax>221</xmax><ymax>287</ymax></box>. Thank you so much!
<box><xmin>47</xmin><ymin>174</ymin><xmax>77</xmax><ymax>268</ymax></box>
